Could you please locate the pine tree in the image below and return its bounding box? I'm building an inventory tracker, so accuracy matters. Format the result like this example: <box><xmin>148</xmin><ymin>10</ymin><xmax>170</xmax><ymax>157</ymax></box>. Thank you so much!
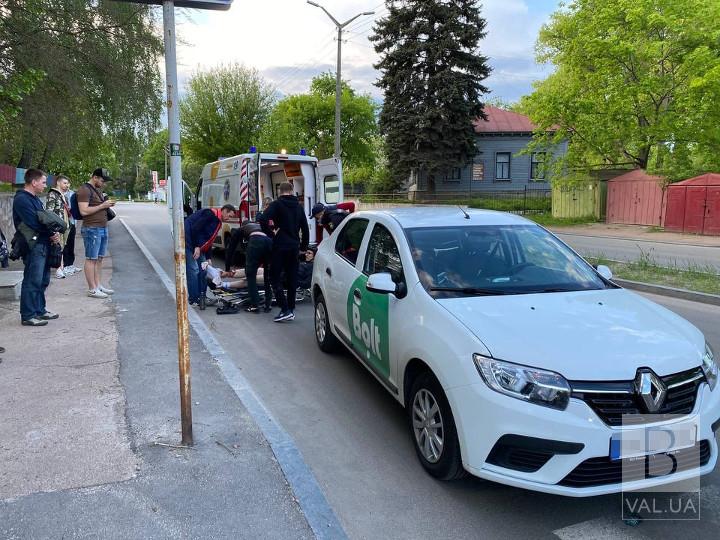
<box><xmin>371</xmin><ymin>0</ymin><xmax>491</xmax><ymax>190</ymax></box>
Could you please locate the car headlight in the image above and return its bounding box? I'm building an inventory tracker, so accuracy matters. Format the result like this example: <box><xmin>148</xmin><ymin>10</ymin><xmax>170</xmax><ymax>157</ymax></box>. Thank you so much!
<box><xmin>473</xmin><ymin>354</ymin><xmax>571</xmax><ymax>410</ymax></box>
<box><xmin>702</xmin><ymin>342</ymin><xmax>717</xmax><ymax>391</ymax></box>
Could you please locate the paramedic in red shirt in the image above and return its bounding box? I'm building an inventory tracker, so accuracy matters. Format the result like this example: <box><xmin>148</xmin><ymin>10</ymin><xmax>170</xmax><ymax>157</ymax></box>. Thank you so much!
<box><xmin>185</xmin><ymin>204</ymin><xmax>235</xmax><ymax>309</ymax></box>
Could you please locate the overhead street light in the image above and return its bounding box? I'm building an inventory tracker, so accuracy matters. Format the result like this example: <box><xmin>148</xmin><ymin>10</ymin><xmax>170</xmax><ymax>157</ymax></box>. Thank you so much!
<box><xmin>306</xmin><ymin>1</ymin><xmax>374</xmax><ymax>158</ymax></box>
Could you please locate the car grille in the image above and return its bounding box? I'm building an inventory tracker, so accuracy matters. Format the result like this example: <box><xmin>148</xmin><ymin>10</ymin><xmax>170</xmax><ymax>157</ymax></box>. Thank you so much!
<box><xmin>559</xmin><ymin>440</ymin><xmax>711</xmax><ymax>488</ymax></box>
<box><xmin>570</xmin><ymin>367</ymin><xmax>705</xmax><ymax>426</ymax></box>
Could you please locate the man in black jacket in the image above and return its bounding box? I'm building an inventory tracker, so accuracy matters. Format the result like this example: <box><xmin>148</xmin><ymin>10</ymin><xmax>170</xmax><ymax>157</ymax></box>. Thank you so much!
<box><xmin>259</xmin><ymin>182</ymin><xmax>309</xmax><ymax>322</ymax></box>
<box><xmin>12</xmin><ymin>169</ymin><xmax>62</xmax><ymax>326</ymax></box>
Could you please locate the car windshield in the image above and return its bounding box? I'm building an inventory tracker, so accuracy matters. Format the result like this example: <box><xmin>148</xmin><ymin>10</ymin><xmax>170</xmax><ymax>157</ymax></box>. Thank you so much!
<box><xmin>405</xmin><ymin>224</ymin><xmax>609</xmax><ymax>296</ymax></box>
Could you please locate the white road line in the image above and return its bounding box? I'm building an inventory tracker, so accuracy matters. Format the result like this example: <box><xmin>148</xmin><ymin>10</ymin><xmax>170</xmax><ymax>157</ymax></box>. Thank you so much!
<box><xmin>119</xmin><ymin>218</ymin><xmax>347</xmax><ymax>540</ymax></box>
<box><xmin>553</xmin><ymin>516</ymin><xmax>644</xmax><ymax>540</ymax></box>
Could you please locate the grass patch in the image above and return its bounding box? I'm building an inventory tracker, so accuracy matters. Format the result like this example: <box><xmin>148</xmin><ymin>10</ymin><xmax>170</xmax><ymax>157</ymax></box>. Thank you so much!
<box><xmin>0</xmin><ymin>183</ymin><xmax>16</xmax><ymax>193</ymax></box>
<box><xmin>528</xmin><ymin>213</ymin><xmax>598</xmax><ymax>227</ymax></box>
<box><xmin>586</xmin><ymin>250</ymin><xmax>720</xmax><ymax>295</ymax></box>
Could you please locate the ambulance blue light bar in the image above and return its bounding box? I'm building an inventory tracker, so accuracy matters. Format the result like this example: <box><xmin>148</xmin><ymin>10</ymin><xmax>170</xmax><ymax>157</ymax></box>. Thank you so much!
<box><xmin>111</xmin><ymin>0</ymin><xmax>233</xmax><ymax>10</ymax></box>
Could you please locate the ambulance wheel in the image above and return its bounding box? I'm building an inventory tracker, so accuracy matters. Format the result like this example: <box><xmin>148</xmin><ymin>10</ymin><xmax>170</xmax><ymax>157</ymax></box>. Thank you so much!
<box><xmin>408</xmin><ymin>371</ymin><xmax>466</xmax><ymax>481</ymax></box>
<box><xmin>314</xmin><ymin>294</ymin><xmax>340</xmax><ymax>353</ymax></box>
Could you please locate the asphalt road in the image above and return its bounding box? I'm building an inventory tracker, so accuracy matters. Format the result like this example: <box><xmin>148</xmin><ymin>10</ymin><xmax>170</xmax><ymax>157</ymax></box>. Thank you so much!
<box><xmin>554</xmin><ymin>232</ymin><xmax>720</xmax><ymax>272</ymax></box>
<box><xmin>116</xmin><ymin>203</ymin><xmax>720</xmax><ymax>540</ymax></box>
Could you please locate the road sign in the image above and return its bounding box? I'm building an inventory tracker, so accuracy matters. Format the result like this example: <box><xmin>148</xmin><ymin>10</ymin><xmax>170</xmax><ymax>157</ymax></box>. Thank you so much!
<box><xmin>111</xmin><ymin>0</ymin><xmax>232</xmax><ymax>9</ymax></box>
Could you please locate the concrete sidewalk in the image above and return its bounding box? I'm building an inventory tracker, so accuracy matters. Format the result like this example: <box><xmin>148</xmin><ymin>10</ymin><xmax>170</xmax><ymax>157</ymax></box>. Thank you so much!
<box><xmin>547</xmin><ymin>222</ymin><xmax>720</xmax><ymax>247</ymax></box>
<box><xmin>0</xmin><ymin>232</ymin><xmax>314</xmax><ymax>538</ymax></box>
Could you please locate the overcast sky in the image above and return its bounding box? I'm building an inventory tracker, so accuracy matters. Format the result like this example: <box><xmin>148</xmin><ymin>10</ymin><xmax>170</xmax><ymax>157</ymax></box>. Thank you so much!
<box><xmin>168</xmin><ymin>0</ymin><xmax>561</xmax><ymax>104</ymax></box>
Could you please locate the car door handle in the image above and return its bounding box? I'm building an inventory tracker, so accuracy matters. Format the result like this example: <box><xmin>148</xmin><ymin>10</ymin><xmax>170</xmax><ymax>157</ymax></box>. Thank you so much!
<box><xmin>326</xmin><ymin>267</ymin><xmax>332</xmax><ymax>277</ymax></box>
<box><xmin>353</xmin><ymin>289</ymin><xmax>362</xmax><ymax>300</ymax></box>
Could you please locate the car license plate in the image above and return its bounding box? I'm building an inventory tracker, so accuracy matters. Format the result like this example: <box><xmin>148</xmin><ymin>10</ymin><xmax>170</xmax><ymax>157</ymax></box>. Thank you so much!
<box><xmin>609</xmin><ymin>422</ymin><xmax>697</xmax><ymax>461</ymax></box>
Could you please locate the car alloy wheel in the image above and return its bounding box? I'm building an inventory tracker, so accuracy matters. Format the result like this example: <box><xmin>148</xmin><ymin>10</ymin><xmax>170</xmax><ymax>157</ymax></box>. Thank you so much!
<box><xmin>315</xmin><ymin>301</ymin><xmax>327</xmax><ymax>343</ymax></box>
<box><xmin>408</xmin><ymin>371</ymin><xmax>466</xmax><ymax>480</ymax></box>
<box><xmin>314</xmin><ymin>294</ymin><xmax>340</xmax><ymax>353</ymax></box>
<box><xmin>412</xmin><ymin>388</ymin><xmax>444</xmax><ymax>463</ymax></box>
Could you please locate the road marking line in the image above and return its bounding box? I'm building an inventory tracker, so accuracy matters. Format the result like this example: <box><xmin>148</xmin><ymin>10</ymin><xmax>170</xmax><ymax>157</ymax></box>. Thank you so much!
<box><xmin>552</xmin><ymin>516</ymin><xmax>643</xmax><ymax>540</ymax></box>
<box><xmin>119</xmin><ymin>218</ymin><xmax>347</xmax><ymax>540</ymax></box>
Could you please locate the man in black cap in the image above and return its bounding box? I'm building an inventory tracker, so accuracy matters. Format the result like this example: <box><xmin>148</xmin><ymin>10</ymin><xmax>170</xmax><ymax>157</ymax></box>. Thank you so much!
<box><xmin>311</xmin><ymin>202</ymin><xmax>352</xmax><ymax>240</ymax></box>
<box><xmin>77</xmin><ymin>168</ymin><xmax>116</xmax><ymax>299</ymax></box>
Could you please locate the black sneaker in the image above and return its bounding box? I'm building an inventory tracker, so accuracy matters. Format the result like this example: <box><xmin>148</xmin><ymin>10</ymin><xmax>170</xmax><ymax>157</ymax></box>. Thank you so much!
<box><xmin>273</xmin><ymin>310</ymin><xmax>293</xmax><ymax>322</ymax></box>
<box><xmin>22</xmin><ymin>318</ymin><xmax>48</xmax><ymax>327</ymax></box>
<box><xmin>245</xmin><ymin>305</ymin><xmax>260</xmax><ymax>313</ymax></box>
<box><xmin>263</xmin><ymin>305</ymin><xmax>272</xmax><ymax>313</ymax></box>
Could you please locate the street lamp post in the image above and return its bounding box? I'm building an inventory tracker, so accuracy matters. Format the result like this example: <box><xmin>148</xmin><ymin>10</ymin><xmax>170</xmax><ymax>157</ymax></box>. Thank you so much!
<box><xmin>307</xmin><ymin>1</ymin><xmax>374</xmax><ymax>158</ymax></box>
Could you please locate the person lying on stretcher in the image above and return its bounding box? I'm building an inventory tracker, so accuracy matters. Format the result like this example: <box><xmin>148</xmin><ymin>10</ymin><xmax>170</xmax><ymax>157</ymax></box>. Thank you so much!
<box><xmin>203</xmin><ymin>261</ymin><xmax>265</xmax><ymax>291</ymax></box>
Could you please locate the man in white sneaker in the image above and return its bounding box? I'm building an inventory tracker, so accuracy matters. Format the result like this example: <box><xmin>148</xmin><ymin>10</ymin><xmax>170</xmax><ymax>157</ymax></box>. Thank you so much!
<box><xmin>77</xmin><ymin>168</ymin><xmax>115</xmax><ymax>298</ymax></box>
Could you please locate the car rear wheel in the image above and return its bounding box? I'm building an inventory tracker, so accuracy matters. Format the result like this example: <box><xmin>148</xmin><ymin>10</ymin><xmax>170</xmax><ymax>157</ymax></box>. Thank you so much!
<box><xmin>408</xmin><ymin>371</ymin><xmax>466</xmax><ymax>481</ymax></box>
<box><xmin>314</xmin><ymin>293</ymin><xmax>340</xmax><ymax>353</ymax></box>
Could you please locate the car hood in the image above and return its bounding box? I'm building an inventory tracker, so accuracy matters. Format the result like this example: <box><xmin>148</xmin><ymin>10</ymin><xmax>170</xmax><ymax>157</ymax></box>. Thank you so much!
<box><xmin>437</xmin><ymin>289</ymin><xmax>705</xmax><ymax>381</ymax></box>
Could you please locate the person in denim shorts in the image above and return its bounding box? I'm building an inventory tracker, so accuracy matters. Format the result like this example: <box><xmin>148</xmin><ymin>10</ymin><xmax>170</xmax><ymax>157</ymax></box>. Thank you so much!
<box><xmin>77</xmin><ymin>168</ymin><xmax>115</xmax><ymax>298</ymax></box>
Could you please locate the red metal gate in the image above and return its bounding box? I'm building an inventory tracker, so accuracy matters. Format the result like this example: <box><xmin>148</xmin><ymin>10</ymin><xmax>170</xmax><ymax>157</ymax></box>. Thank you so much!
<box><xmin>705</xmin><ymin>186</ymin><xmax>720</xmax><ymax>235</ymax></box>
<box><xmin>663</xmin><ymin>187</ymin><xmax>686</xmax><ymax>232</ymax></box>
<box><xmin>683</xmin><ymin>186</ymin><xmax>706</xmax><ymax>234</ymax></box>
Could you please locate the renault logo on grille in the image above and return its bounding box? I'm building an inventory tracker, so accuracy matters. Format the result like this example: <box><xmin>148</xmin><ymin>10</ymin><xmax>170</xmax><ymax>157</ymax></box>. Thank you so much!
<box><xmin>635</xmin><ymin>369</ymin><xmax>667</xmax><ymax>413</ymax></box>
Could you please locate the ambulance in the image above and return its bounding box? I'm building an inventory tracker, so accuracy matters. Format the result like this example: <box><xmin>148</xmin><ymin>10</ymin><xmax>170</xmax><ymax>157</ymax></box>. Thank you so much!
<box><xmin>196</xmin><ymin>150</ymin><xmax>343</xmax><ymax>250</ymax></box>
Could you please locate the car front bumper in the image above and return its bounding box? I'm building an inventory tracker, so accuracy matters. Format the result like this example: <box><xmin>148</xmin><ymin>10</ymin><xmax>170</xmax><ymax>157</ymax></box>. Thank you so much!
<box><xmin>448</xmin><ymin>380</ymin><xmax>720</xmax><ymax>497</ymax></box>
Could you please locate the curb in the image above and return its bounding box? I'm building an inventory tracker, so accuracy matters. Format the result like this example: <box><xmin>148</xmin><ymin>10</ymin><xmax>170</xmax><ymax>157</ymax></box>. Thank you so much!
<box><xmin>613</xmin><ymin>278</ymin><xmax>720</xmax><ymax>306</ymax></box>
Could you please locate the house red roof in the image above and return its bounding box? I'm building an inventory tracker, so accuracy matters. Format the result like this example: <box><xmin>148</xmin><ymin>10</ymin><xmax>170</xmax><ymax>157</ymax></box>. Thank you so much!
<box><xmin>608</xmin><ymin>169</ymin><xmax>665</xmax><ymax>183</ymax></box>
<box><xmin>473</xmin><ymin>105</ymin><xmax>539</xmax><ymax>134</ymax></box>
<box><xmin>671</xmin><ymin>173</ymin><xmax>720</xmax><ymax>187</ymax></box>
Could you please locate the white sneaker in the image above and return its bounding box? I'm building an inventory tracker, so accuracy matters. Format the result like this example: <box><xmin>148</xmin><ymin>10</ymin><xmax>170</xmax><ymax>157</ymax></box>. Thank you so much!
<box><xmin>55</xmin><ymin>269</ymin><xmax>66</xmax><ymax>279</ymax></box>
<box><xmin>69</xmin><ymin>265</ymin><xmax>81</xmax><ymax>274</ymax></box>
<box><xmin>65</xmin><ymin>266</ymin><xmax>78</xmax><ymax>275</ymax></box>
<box><xmin>87</xmin><ymin>289</ymin><xmax>108</xmax><ymax>299</ymax></box>
<box><xmin>98</xmin><ymin>285</ymin><xmax>114</xmax><ymax>295</ymax></box>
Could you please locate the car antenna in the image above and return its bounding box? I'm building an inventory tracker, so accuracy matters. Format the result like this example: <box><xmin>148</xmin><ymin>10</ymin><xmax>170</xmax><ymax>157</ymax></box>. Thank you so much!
<box><xmin>458</xmin><ymin>206</ymin><xmax>470</xmax><ymax>219</ymax></box>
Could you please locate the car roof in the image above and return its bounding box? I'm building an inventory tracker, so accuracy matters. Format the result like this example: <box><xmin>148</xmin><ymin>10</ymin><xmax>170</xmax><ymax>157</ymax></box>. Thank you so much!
<box><xmin>353</xmin><ymin>206</ymin><xmax>535</xmax><ymax>229</ymax></box>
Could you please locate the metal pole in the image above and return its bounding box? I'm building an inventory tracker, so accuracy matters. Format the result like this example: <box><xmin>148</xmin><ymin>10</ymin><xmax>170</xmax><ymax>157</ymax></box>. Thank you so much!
<box><xmin>335</xmin><ymin>27</ymin><xmax>342</xmax><ymax>158</ymax></box>
<box><xmin>163</xmin><ymin>1</ymin><xmax>193</xmax><ymax>446</ymax></box>
<box><xmin>306</xmin><ymin>2</ymin><xmax>374</xmax><ymax>159</ymax></box>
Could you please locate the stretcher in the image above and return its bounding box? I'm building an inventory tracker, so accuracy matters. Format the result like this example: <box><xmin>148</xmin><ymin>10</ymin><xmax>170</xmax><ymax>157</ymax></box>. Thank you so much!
<box><xmin>212</xmin><ymin>288</ymin><xmax>310</xmax><ymax>315</ymax></box>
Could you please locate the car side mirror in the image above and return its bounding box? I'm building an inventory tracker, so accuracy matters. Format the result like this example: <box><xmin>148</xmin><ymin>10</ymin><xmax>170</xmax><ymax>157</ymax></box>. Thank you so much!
<box><xmin>596</xmin><ymin>264</ymin><xmax>613</xmax><ymax>280</ymax></box>
<box><xmin>366</xmin><ymin>272</ymin><xmax>396</xmax><ymax>295</ymax></box>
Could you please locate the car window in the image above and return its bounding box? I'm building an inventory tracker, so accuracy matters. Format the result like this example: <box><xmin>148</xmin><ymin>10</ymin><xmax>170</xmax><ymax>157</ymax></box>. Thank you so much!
<box><xmin>363</xmin><ymin>223</ymin><xmax>404</xmax><ymax>283</ymax></box>
<box><xmin>335</xmin><ymin>218</ymin><xmax>369</xmax><ymax>266</ymax></box>
<box><xmin>406</xmin><ymin>224</ymin><xmax>607</xmax><ymax>295</ymax></box>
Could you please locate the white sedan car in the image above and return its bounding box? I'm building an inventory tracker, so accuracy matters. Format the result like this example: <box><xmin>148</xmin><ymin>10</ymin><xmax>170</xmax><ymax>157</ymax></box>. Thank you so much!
<box><xmin>311</xmin><ymin>207</ymin><xmax>719</xmax><ymax>496</ymax></box>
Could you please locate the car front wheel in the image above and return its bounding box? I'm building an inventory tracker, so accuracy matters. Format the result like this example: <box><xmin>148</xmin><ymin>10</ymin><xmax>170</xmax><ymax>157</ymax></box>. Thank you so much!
<box><xmin>408</xmin><ymin>371</ymin><xmax>466</xmax><ymax>481</ymax></box>
<box><xmin>314</xmin><ymin>293</ymin><xmax>340</xmax><ymax>353</ymax></box>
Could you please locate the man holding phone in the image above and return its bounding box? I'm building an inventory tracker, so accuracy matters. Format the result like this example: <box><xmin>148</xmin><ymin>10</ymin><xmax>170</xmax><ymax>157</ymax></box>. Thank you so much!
<box><xmin>77</xmin><ymin>167</ymin><xmax>115</xmax><ymax>299</ymax></box>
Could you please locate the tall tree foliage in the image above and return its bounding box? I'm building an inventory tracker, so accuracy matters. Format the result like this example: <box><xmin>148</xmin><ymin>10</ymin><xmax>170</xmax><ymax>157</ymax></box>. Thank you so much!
<box><xmin>520</xmin><ymin>0</ymin><xmax>720</xmax><ymax>181</ymax></box>
<box><xmin>261</xmin><ymin>72</ymin><xmax>378</xmax><ymax>167</ymax></box>
<box><xmin>371</xmin><ymin>0</ymin><xmax>491</xmax><ymax>189</ymax></box>
<box><xmin>180</xmin><ymin>64</ymin><xmax>276</xmax><ymax>164</ymax></box>
<box><xmin>0</xmin><ymin>0</ymin><xmax>163</xmax><ymax>170</ymax></box>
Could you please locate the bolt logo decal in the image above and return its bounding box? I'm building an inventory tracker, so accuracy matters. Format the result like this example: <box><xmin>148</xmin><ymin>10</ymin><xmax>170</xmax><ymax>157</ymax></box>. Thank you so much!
<box><xmin>347</xmin><ymin>275</ymin><xmax>390</xmax><ymax>379</ymax></box>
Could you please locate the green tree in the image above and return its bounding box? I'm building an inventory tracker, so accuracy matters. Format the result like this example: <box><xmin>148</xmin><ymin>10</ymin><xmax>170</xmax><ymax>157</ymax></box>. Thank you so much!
<box><xmin>260</xmin><ymin>73</ymin><xmax>378</xmax><ymax>167</ymax></box>
<box><xmin>371</xmin><ymin>0</ymin><xmax>491</xmax><ymax>190</ymax></box>
<box><xmin>180</xmin><ymin>64</ymin><xmax>276</xmax><ymax>164</ymax></box>
<box><xmin>520</xmin><ymin>0</ymin><xmax>720</xmax><ymax>181</ymax></box>
<box><xmin>0</xmin><ymin>0</ymin><xmax>163</xmax><ymax>170</ymax></box>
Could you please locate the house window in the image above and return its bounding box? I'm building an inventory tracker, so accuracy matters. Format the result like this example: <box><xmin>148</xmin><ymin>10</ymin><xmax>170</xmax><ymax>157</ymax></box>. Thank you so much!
<box><xmin>531</xmin><ymin>152</ymin><xmax>546</xmax><ymax>180</ymax></box>
<box><xmin>472</xmin><ymin>162</ymin><xmax>485</xmax><ymax>181</ymax></box>
<box><xmin>495</xmin><ymin>153</ymin><xmax>510</xmax><ymax>180</ymax></box>
<box><xmin>444</xmin><ymin>167</ymin><xmax>462</xmax><ymax>182</ymax></box>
